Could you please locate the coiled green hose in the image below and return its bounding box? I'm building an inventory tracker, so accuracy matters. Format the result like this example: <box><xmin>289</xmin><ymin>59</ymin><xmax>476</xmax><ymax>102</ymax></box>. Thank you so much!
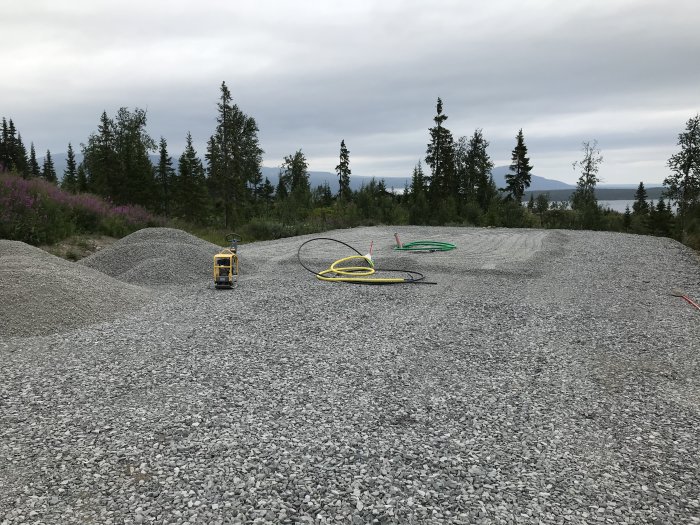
<box><xmin>393</xmin><ymin>240</ymin><xmax>456</xmax><ymax>252</ymax></box>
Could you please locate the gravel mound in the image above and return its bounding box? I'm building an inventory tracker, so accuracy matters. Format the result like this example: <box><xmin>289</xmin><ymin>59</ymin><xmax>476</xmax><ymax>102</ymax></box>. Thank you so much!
<box><xmin>1</xmin><ymin>227</ymin><xmax>699</xmax><ymax>524</ymax></box>
<box><xmin>78</xmin><ymin>227</ymin><xmax>236</xmax><ymax>288</ymax></box>
<box><xmin>0</xmin><ymin>240</ymin><xmax>152</xmax><ymax>338</ymax></box>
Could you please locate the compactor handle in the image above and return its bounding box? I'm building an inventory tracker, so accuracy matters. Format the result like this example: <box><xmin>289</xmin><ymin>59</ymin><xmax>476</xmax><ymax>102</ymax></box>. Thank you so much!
<box><xmin>226</xmin><ymin>233</ymin><xmax>242</xmax><ymax>252</ymax></box>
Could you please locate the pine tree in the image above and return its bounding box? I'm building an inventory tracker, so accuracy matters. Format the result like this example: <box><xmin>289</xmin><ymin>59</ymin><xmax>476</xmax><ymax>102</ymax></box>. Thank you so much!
<box><xmin>527</xmin><ymin>194</ymin><xmax>535</xmax><ymax>210</ymax></box>
<box><xmin>76</xmin><ymin>164</ymin><xmax>88</xmax><ymax>193</ymax></box>
<box><xmin>82</xmin><ymin>111</ymin><xmax>119</xmax><ymax>197</ymax></box>
<box><xmin>279</xmin><ymin>150</ymin><xmax>311</xmax><ymax>220</ymax></box>
<box><xmin>113</xmin><ymin>107</ymin><xmax>156</xmax><ymax>208</ymax></box>
<box><xmin>503</xmin><ymin>129</ymin><xmax>533</xmax><ymax>202</ymax></box>
<box><xmin>275</xmin><ymin>172</ymin><xmax>288</xmax><ymax>200</ymax></box>
<box><xmin>313</xmin><ymin>182</ymin><xmax>334</xmax><ymax>207</ymax></box>
<box><xmin>623</xmin><ymin>205</ymin><xmax>632</xmax><ymax>231</ymax></box>
<box><xmin>535</xmin><ymin>193</ymin><xmax>550</xmax><ymax>217</ymax></box>
<box><xmin>632</xmin><ymin>181</ymin><xmax>649</xmax><ymax>215</ymax></box>
<box><xmin>465</xmin><ymin>129</ymin><xmax>496</xmax><ymax>211</ymax></box>
<box><xmin>664</xmin><ymin>114</ymin><xmax>700</xmax><ymax>241</ymax></box>
<box><xmin>155</xmin><ymin>137</ymin><xmax>175</xmax><ymax>216</ymax></box>
<box><xmin>408</xmin><ymin>162</ymin><xmax>429</xmax><ymax>224</ymax></box>
<box><xmin>409</xmin><ymin>161</ymin><xmax>427</xmax><ymax>198</ymax></box>
<box><xmin>570</xmin><ymin>140</ymin><xmax>603</xmax><ymax>229</ymax></box>
<box><xmin>256</xmin><ymin>177</ymin><xmax>275</xmax><ymax>205</ymax></box>
<box><xmin>336</xmin><ymin>139</ymin><xmax>352</xmax><ymax>201</ymax></box>
<box><xmin>82</xmin><ymin>108</ymin><xmax>156</xmax><ymax>207</ymax></box>
<box><xmin>14</xmin><ymin>133</ymin><xmax>28</xmax><ymax>176</ymax></box>
<box><xmin>61</xmin><ymin>143</ymin><xmax>78</xmax><ymax>193</ymax></box>
<box><xmin>28</xmin><ymin>143</ymin><xmax>40</xmax><ymax>178</ymax></box>
<box><xmin>0</xmin><ymin>119</ymin><xmax>25</xmax><ymax>173</ymax></box>
<box><xmin>41</xmin><ymin>150</ymin><xmax>57</xmax><ymax>183</ymax></box>
<box><xmin>425</xmin><ymin>98</ymin><xmax>456</xmax><ymax>200</ymax></box>
<box><xmin>0</xmin><ymin>118</ymin><xmax>10</xmax><ymax>171</ymax></box>
<box><xmin>174</xmin><ymin>132</ymin><xmax>209</xmax><ymax>223</ymax></box>
<box><xmin>570</xmin><ymin>140</ymin><xmax>603</xmax><ymax>211</ymax></box>
<box><xmin>206</xmin><ymin>81</ymin><xmax>263</xmax><ymax>227</ymax></box>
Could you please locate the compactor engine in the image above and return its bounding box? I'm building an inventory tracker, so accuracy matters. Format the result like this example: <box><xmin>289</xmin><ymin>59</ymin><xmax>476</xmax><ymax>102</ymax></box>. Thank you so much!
<box><xmin>213</xmin><ymin>234</ymin><xmax>240</xmax><ymax>289</ymax></box>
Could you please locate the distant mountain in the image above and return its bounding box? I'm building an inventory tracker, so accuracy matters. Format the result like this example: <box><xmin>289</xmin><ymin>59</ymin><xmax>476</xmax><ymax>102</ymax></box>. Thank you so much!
<box><xmin>262</xmin><ymin>165</ymin><xmax>576</xmax><ymax>194</ymax></box>
<box><xmin>50</xmin><ymin>152</ymin><xmax>585</xmax><ymax>194</ymax></box>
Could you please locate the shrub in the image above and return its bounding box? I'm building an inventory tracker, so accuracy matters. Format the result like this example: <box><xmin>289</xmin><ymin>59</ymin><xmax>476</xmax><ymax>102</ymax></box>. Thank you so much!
<box><xmin>0</xmin><ymin>172</ymin><xmax>164</xmax><ymax>245</ymax></box>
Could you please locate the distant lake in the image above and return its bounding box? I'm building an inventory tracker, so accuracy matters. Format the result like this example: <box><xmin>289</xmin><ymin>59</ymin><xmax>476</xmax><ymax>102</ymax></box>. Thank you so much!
<box><xmin>539</xmin><ymin>200</ymin><xmax>676</xmax><ymax>213</ymax></box>
<box><xmin>599</xmin><ymin>200</ymin><xmax>636</xmax><ymax>213</ymax></box>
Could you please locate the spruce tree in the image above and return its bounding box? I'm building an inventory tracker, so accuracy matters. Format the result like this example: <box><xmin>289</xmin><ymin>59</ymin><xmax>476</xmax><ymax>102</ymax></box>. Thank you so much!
<box><xmin>0</xmin><ymin>119</ymin><xmax>22</xmax><ymax>173</ymax></box>
<box><xmin>83</xmin><ymin>108</ymin><xmax>156</xmax><ymax>207</ymax></box>
<box><xmin>174</xmin><ymin>132</ymin><xmax>209</xmax><ymax>223</ymax></box>
<box><xmin>0</xmin><ymin>118</ymin><xmax>10</xmax><ymax>171</ymax></box>
<box><xmin>82</xmin><ymin>111</ymin><xmax>118</xmax><ymax>197</ymax></box>
<box><xmin>41</xmin><ymin>150</ymin><xmax>57</xmax><ymax>183</ymax></box>
<box><xmin>409</xmin><ymin>161</ymin><xmax>427</xmax><ymax>197</ymax></box>
<box><xmin>275</xmin><ymin>172</ymin><xmax>288</xmax><ymax>200</ymax></box>
<box><xmin>76</xmin><ymin>164</ymin><xmax>88</xmax><ymax>192</ymax></box>
<box><xmin>113</xmin><ymin>107</ymin><xmax>156</xmax><ymax>208</ymax></box>
<box><xmin>570</xmin><ymin>140</ymin><xmax>603</xmax><ymax>229</ymax></box>
<box><xmin>61</xmin><ymin>143</ymin><xmax>78</xmax><ymax>193</ymax></box>
<box><xmin>155</xmin><ymin>137</ymin><xmax>175</xmax><ymax>216</ymax></box>
<box><xmin>313</xmin><ymin>182</ymin><xmax>334</xmax><ymax>207</ymax></box>
<box><xmin>425</xmin><ymin>98</ymin><xmax>456</xmax><ymax>200</ymax></box>
<box><xmin>623</xmin><ymin>205</ymin><xmax>632</xmax><ymax>230</ymax></box>
<box><xmin>206</xmin><ymin>81</ymin><xmax>263</xmax><ymax>227</ymax></box>
<box><xmin>570</xmin><ymin>140</ymin><xmax>603</xmax><ymax>211</ymax></box>
<box><xmin>28</xmin><ymin>143</ymin><xmax>41</xmax><ymax>178</ymax></box>
<box><xmin>632</xmin><ymin>181</ymin><xmax>649</xmax><ymax>215</ymax></box>
<box><xmin>503</xmin><ymin>129</ymin><xmax>533</xmax><ymax>202</ymax></box>
<box><xmin>664</xmin><ymin>114</ymin><xmax>700</xmax><ymax>241</ymax></box>
<box><xmin>14</xmin><ymin>133</ymin><xmax>28</xmax><ymax>176</ymax></box>
<box><xmin>465</xmin><ymin>129</ymin><xmax>496</xmax><ymax>211</ymax></box>
<box><xmin>280</xmin><ymin>149</ymin><xmax>311</xmax><ymax>220</ymax></box>
<box><xmin>336</xmin><ymin>139</ymin><xmax>352</xmax><ymax>201</ymax></box>
<box><xmin>256</xmin><ymin>177</ymin><xmax>275</xmax><ymax>205</ymax></box>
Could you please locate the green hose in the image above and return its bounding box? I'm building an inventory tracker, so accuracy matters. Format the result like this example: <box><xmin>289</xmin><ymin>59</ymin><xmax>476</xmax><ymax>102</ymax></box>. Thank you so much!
<box><xmin>394</xmin><ymin>240</ymin><xmax>456</xmax><ymax>252</ymax></box>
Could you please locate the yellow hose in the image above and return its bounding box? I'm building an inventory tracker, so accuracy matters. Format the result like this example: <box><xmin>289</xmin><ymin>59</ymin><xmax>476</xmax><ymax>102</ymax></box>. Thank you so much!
<box><xmin>297</xmin><ymin>237</ymin><xmax>433</xmax><ymax>285</ymax></box>
<box><xmin>316</xmin><ymin>255</ymin><xmax>409</xmax><ymax>283</ymax></box>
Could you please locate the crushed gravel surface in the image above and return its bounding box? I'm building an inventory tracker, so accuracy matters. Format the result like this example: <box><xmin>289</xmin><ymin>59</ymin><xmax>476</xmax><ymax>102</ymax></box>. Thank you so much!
<box><xmin>1</xmin><ymin>226</ymin><xmax>699</xmax><ymax>524</ymax></box>
<box><xmin>0</xmin><ymin>240</ymin><xmax>153</xmax><ymax>338</ymax></box>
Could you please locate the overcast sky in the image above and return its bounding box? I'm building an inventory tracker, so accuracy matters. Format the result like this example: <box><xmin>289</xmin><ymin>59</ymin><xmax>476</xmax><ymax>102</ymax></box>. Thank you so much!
<box><xmin>3</xmin><ymin>0</ymin><xmax>699</xmax><ymax>185</ymax></box>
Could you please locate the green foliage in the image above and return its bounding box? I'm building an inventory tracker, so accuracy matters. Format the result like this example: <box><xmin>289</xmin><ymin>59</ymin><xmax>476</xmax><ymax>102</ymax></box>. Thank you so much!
<box><xmin>664</xmin><ymin>114</ymin><xmax>700</xmax><ymax>245</ymax></box>
<box><xmin>81</xmin><ymin>108</ymin><xmax>157</xmax><ymax>209</ymax></box>
<box><xmin>155</xmin><ymin>137</ymin><xmax>175</xmax><ymax>216</ymax></box>
<box><xmin>0</xmin><ymin>118</ymin><xmax>25</xmax><ymax>173</ymax></box>
<box><xmin>426</xmin><ymin>98</ymin><xmax>457</xmax><ymax>200</ymax></box>
<box><xmin>206</xmin><ymin>81</ymin><xmax>264</xmax><ymax>228</ymax></box>
<box><xmin>571</xmin><ymin>140</ymin><xmax>603</xmax><ymax>211</ymax></box>
<box><xmin>173</xmin><ymin>132</ymin><xmax>210</xmax><ymax>224</ymax></box>
<box><xmin>28</xmin><ymin>143</ymin><xmax>40</xmax><ymax>178</ymax></box>
<box><xmin>61</xmin><ymin>143</ymin><xmax>78</xmax><ymax>193</ymax></box>
<box><xmin>3</xmin><ymin>103</ymin><xmax>700</xmax><ymax>257</ymax></box>
<box><xmin>503</xmin><ymin>129</ymin><xmax>533</xmax><ymax>202</ymax></box>
<box><xmin>632</xmin><ymin>181</ymin><xmax>649</xmax><ymax>215</ymax></box>
<box><xmin>0</xmin><ymin>172</ymin><xmax>163</xmax><ymax>245</ymax></box>
<box><xmin>276</xmin><ymin>150</ymin><xmax>311</xmax><ymax>223</ymax></box>
<box><xmin>336</xmin><ymin>139</ymin><xmax>352</xmax><ymax>201</ymax></box>
<box><xmin>41</xmin><ymin>150</ymin><xmax>57</xmax><ymax>183</ymax></box>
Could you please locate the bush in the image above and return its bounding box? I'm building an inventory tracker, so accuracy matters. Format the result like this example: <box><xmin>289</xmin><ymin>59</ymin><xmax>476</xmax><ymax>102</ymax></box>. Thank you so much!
<box><xmin>0</xmin><ymin>172</ymin><xmax>164</xmax><ymax>245</ymax></box>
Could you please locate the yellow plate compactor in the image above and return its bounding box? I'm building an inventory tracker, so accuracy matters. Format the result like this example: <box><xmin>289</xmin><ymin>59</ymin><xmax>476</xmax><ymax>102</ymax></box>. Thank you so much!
<box><xmin>213</xmin><ymin>233</ymin><xmax>240</xmax><ymax>289</ymax></box>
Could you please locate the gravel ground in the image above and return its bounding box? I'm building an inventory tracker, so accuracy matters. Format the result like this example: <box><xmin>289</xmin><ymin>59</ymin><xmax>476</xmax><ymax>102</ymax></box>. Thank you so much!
<box><xmin>1</xmin><ymin>226</ymin><xmax>699</xmax><ymax>524</ymax></box>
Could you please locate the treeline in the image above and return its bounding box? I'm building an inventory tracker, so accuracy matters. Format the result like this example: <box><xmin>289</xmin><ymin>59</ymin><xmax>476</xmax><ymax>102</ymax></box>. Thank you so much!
<box><xmin>1</xmin><ymin>88</ymin><xmax>699</xmax><ymax>250</ymax></box>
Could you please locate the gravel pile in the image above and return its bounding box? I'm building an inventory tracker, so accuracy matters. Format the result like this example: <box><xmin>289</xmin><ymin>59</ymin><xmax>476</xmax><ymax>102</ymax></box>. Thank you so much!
<box><xmin>78</xmin><ymin>227</ymin><xmax>239</xmax><ymax>288</ymax></box>
<box><xmin>1</xmin><ymin>226</ymin><xmax>699</xmax><ymax>524</ymax></box>
<box><xmin>0</xmin><ymin>240</ymin><xmax>152</xmax><ymax>338</ymax></box>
